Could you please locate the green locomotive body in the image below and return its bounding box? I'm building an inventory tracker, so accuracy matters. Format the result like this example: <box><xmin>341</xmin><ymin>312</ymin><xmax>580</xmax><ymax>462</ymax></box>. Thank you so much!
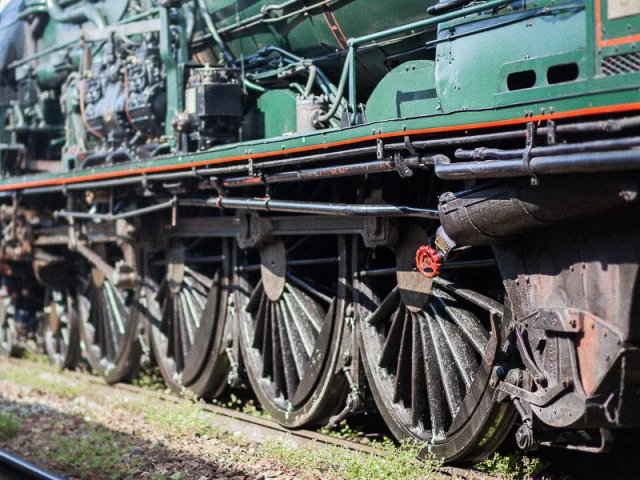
<box><xmin>1</xmin><ymin>0</ymin><xmax>640</xmax><ymax>464</ymax></box>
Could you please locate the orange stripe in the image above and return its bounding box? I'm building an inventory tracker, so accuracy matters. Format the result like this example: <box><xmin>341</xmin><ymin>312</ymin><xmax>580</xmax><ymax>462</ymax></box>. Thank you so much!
<box><xmin>322</xmin><ymin>7</ymin><xmax>347</xmax><ymax>49</ymax></box>
<box><xmin>596</xmin><ymin>0</ymin><xmax>640</xmax><ymax>47</ymax></box>
<box><xmin>3</xmin><ymin>101</ymin><xmax>640</xmax><ymax>193</ymax></box>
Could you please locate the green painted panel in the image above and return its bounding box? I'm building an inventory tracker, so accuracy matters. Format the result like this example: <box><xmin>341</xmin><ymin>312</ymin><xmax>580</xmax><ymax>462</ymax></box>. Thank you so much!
<box><xmin>366</xmin><ymin>61</ymin><xmax>439</xmax><ymax>122</ymax></box>
<box><xmin>436</xmin><ymin>8</ymin><xmax>587</xmax><ymax>113</ymax></box>
<box><xmin>257</xmin><ymin>90</ymin><xmax>298</xmax><ymax>138</ymax></box>
<box><xmin>598</xmin><ymin>0</ymin><xmax>640</xmax><ymax>42</ymax></box>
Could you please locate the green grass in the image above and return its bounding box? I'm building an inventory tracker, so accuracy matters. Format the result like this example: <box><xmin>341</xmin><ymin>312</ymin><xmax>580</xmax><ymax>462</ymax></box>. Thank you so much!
<box><xmin>37</xmin><ymin>422</ymin><xmax>142</xmax><ymax>480</ymax></box>
<box><xmin>21</xmin><ymin>349</ymin><xmax>50</xmax><ymax>366</ymax></box>
<box><xmin>320</xmin><ymin>419</ymin><xmax>366</xmax><ymax>441</ymax></box>
<box><xmin>261</xmin><ymin>439</ymin><xmax>444</xmax><ymax>480</ymax></box>
<box><xmin>0</xmin><ymin>410</ymin><xmax>21</xmax><ymax>442</ymax></box>
<box><xmin>132</xmin><ymin>366</ymin><xmax>170</xmax><ymax>393</ymax></box>
<box><xmin>475</xmin><ymin>452</ymin><xmax>547</xmax><ymax>480</ymax></box>
<box><xmin>0</xmin><ymin>361</ymin><xmax>83</xmax><ymax>398</ymax></box>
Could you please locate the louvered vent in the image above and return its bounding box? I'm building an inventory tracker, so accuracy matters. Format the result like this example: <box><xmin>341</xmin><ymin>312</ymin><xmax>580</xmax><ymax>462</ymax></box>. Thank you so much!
<box><xmin>602</xmin><ymin>51</ymin><xmax>640</xmax><ymax>76</ymax></box>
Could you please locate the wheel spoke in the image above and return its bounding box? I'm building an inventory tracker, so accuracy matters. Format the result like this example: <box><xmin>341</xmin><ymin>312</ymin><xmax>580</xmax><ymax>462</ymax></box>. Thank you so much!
<box><xmin>260</xmin><ymin>297</ymin><xmax>273</xmax><ymax>379</ymax></box>
<box><xmin>182</xmin><ymin>286</ymin><xmax>203</xmax><ymax>330</ymax></box>
<box><xmin>430</xmin><ymin>303</ymin><xmax>479</xmax><ymax>389</ymax></box>
<box><xmin>252</xmin><ymin>294</ymin><xmax>267</xmax><ymax>349</ymax></box>
<box><xmin>184</xmin><ymin>266</ymin><xmax>214</xmax><ymax>292</ymax></box>
<box><xmin>281</xmin><ymin>293</ymin><xmax>314</xmax><ymax>363</ymax></box>
<box><xmin>418</xmin><ymin>313</ymin><xmax>448</xmax><ymax>439</ymax></box>
<box><xmin>379</xmin><ymin>306</ymin><xmax>404</xmax><ymax>369</ymax></box>
<box><xmin>284</xmin><ymin>283</ymin><xmax>323</xmax><ymax>333</ymax></box>
<box><xmin>432</xmin><ymin>288</ymin><xmax>489</xmax><ymax>355</ymax></box>
<box><xmin>411</xmin><ymin>315</ymin><xmax>427</xmax><ymax>429</ymax></box>
<box><xmin>246</xmin><ymin>280</ymin><xmax>264</xmax><ymax>315</ymax></box>
<box><xmin>100</xmin><ymin>287</ymin><xmax>118</xmax><ymax>362</ymax></box>
<box><xmin>276</xmin><ymin>301</ymin><xmax>300</xmax><ymax>398</ymax></box>
<box><xmin>433</xmin><ymin>277</ymin><xmax>503</xmax><ymax>315</ymax></box>
<box><xmin>392</xmin><ymin>309</ymin><xmax>412</xmax><ymax>405</ymax></box>
<box><xmin>426</xmin><ymin>311</ymin><xmax>464</xmax><ymax>419</ymax></box>
<box><xmin>367</xmin><ymin>286</ymin><xmax>401</xmax><ymax>327</ymax></box>
<box><xmin>179</xmin><ymin>291</ymin><xmax>195</xmax><ymax>347</ymax></box>
<box><xmin>270</xmin><ymin>302</ymin><xmax>286</xmax><ymax>398</ymax></box>
<box><xmin>286</xmin><ymin>273</ymin><xmax>332</xmax><ymax>305</ymax></box>
<box><xmin>173</xmin><ymin>295</ymin><xmax>185</xmax><ymax>371</ymax></box>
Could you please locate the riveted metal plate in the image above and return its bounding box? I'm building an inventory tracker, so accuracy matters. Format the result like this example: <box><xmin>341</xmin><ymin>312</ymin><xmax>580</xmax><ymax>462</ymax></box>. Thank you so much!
<box><xmin>608</xmin><ymin>0</ymin><xmax>640</xmax><ymax>20</ymax></box>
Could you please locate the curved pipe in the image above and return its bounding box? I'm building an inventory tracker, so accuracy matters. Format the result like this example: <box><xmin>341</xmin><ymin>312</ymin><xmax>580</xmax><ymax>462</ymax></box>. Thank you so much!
<box><xmin>314</xmin><ymin>47</ymin><xmax>352</xmax><ymax>125</ymax></box>
<box><xmin>45</xmin><ymin>0</ymin><xmax>106</xmax><ymax>28</ymax></box>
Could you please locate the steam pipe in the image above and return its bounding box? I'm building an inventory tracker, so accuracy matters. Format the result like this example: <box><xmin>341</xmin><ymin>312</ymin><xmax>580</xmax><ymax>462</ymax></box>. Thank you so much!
<box><xmin>45</xmin><ymin>0</ymin><xmax>107</xmax><ymax>28</ymax></box>
<box><xmin>314</xmin><ymin>48</ymin><xmax>353</xmax><ymax>125</ymax></box>
<box><xmin>193</xmin><ymin>197</ymin><xmax>439</xmax><ymax>219</ymax></box>
<box><xmin>195</xmin><ymin>0</ymin><xmax>234</xmax><ymax>63</ymax></box>
<box><xmin>435</xmin><ymin>150</ymin><xmax>640</xmax><ymax>180</ymax></box>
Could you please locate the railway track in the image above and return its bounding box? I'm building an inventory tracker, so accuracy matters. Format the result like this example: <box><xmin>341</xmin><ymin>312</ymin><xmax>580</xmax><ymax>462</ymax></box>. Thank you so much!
<box><xmin>60</xmin><ymin>365</ymin><xmax>486</xmax><ymax>479</ymax></box>
<box><xmin>0</xmin><ymin>448</ymin><xmax>65</xmax><ymax>480</ymax></box>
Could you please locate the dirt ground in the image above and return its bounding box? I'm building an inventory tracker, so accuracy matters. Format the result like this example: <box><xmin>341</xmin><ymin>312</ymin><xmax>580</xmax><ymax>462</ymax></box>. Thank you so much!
<box><xmin>0</xmin><ymin>360</ymin><xmax>316</xmax><ymax>480</ymax></box>
<box><xmin>0</xmin><ymin>359</ymin><xmax>447</xmax><ymax>480</ymax></box>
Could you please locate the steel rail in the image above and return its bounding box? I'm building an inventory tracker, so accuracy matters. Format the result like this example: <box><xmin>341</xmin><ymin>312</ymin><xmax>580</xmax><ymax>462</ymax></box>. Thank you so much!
<box><xmin>49</xmin><ymin>365</ymin><xmax>481</xmax><ymax>479</ymax></box>
<box><xmin>0</xmin><ymin>448</ymin><xmax>66</xmax><ymax>480</ymax></box>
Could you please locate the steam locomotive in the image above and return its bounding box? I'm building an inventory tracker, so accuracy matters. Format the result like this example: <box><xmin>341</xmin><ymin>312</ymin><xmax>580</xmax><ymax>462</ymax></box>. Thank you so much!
<box><xmin>1</xmin><ymin>0</ymin><xmax>639</xmax><ymax>464</ymax></box>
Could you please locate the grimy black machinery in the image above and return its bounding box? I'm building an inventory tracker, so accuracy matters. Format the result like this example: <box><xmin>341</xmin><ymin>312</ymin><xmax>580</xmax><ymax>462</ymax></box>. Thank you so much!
<box><xmin>1</xmin><ymin>0</ymin><xmax>640</xmax><ymax>464</ymax></box>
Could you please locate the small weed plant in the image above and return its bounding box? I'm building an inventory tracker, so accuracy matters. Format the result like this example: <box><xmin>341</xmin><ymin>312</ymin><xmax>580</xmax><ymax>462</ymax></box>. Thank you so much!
<box><xmin>262</xmin><ymin>438</ymin><xmax>444</xmax><ymax>480</ymax></box>
<box><xmin>40</xmin><ymin>423</ymin><xmax>142</xmax><ymax>480</ymax></box>
<box><xmin>0</xmin><ymin>410</ymin><xmax>21</xmax><ymax>441</ymax></box>
<box><xmin>476</xmin><ymin>452</ymin><xmax>547</xmax><ymax>480</ymax></box>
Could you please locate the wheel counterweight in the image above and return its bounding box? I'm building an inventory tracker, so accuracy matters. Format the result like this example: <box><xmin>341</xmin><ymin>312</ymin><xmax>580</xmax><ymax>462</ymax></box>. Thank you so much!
<box><xmin>354</xmin><ymin>226</ymin><xmax>516</xmax><ymax>463</ymax></box>
<box><xmin>235</xmin><ymin>235</ymin><xmax>349</xmax><ymax>427</ymax></box>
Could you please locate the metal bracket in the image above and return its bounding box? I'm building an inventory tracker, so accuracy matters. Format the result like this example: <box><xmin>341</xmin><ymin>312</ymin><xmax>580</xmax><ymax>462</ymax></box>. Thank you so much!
<box><xmin>394</xmin><ymin>152</ymin><xmax>414</xmax><ymax>178</ymax></box>
<box><xmin>514</xmin><ymin>325</ymin><xmax>548</xmax><ymax>387</ymax></box>
<box><xmin>523</xmin><ymin>122</ymin><xmax>539</xmax><ymax>186</ymax></box>
<box><xmin>546</xmin><ymin>119</ymin><xmax>557</xmax><ymax>145</ymax></box>
<box><xmin>325</xmin><ymin>367</ymin><xmax>364</xmax><ymax>429</ymax></box>
<box><xmin>404</xmin><ymin>135</ymin><xmax>417</xmax><ymax>156</ymax></box>
<box><xmin>525</xmin><ymin>308</ymin><xmax>585</xmax><ymax>333</ymax></box>
<box><xmin>499</xmin><ymin>377</ymin><xmax>572</xmax><ymax>407</ymax></box>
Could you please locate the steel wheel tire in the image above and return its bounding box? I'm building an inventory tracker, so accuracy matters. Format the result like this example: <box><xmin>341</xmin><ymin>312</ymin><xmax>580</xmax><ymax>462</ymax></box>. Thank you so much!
<box><xmin>235</xmin><ymin>235</ymin><xmax>349</xmax><ymax>428</ymax></box>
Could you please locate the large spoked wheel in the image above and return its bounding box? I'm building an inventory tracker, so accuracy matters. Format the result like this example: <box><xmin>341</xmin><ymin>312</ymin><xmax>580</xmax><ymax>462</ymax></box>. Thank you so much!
<box><xmin>235</xmin><ymin>235</ymin><xmax>349</xmax><ymax>427</ymax></box>
<box><xmin>355</xmin><ymin>226</ymin><xmax>515</xmax><ymax>464</ymax></box>
<box><xmin>77</xmin><ymin>244</ymin><xmax>142</xmax><ymax>383</ymax></box>
<box><xmin>0</xmin><ymin>296</ymin><xmax>16</xmax><ymax>357</ymax></box>
<box><xmin>147</xmin><ymin>239</ymin><xmax>232</xmax><ymax>398</ymax></box>
<box><xmin>43</xmin><ymin>288</ymin><xmax>81</xmax><ymax>370</ymax></box>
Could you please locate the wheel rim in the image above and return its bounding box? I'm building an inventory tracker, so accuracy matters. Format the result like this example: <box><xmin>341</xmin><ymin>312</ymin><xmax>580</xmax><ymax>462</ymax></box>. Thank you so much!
<box><xmin>355</xmin><ymin>226</ymin><xmax>515</xmax><ymax>463</ymax></box>
<box><xmin>44</xmin><ymin>288</ymin><xmax>81</xmax><ymax>370</ymax></box>
<box><xmin>148</xmin><ymin>238</ymin><xmax>232</xmax><ymax>398</ymax></box>
<box><xmin>235</xmin><ymin>235</ymin><xmax>348</xmax><ymax>427</ymax></box>
<box><xmin>78</xmin><ymin>245</ymin><xmax>142</xmax><ymax>382</ymax></box>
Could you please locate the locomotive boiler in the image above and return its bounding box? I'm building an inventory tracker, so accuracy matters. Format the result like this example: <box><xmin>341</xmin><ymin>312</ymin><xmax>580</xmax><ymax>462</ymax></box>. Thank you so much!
<box><xmin>1</xmin><ymin>0</ymin><xmax>640</xmax><ymax>465</ymax></box>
